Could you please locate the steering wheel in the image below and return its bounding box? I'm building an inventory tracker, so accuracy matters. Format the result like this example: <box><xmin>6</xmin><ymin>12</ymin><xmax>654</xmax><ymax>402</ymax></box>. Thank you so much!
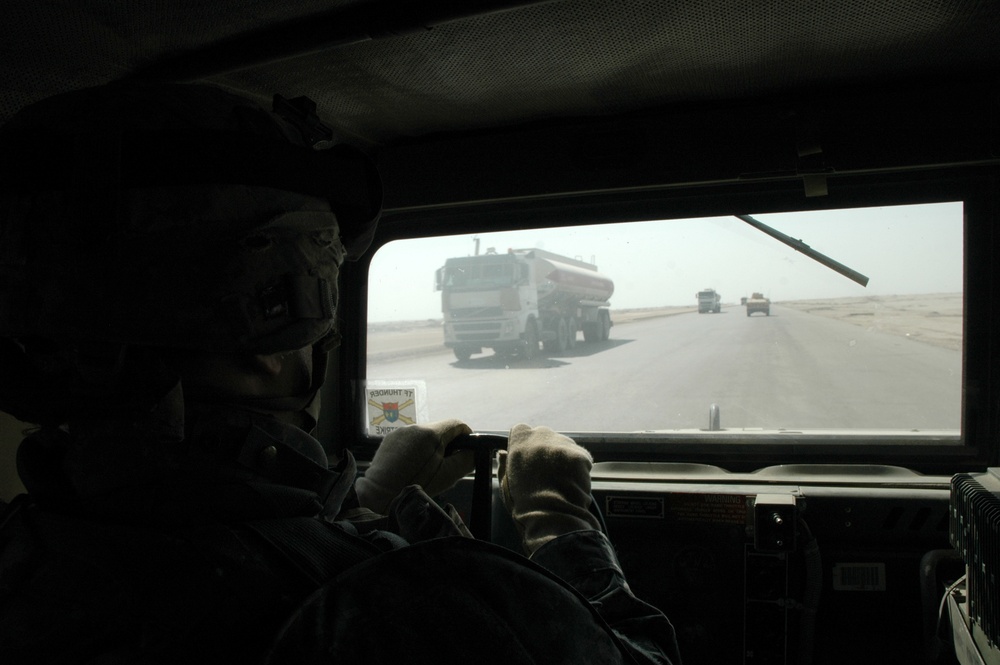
<box><xmin>446</xmin><ymin>432</ymin><xmax>507</xmax><ymax>541</ymax></box>
<box><xmin>446</xmin><ymin>432</ymin><xmax>609</xmax><ymax>544</ymax></box>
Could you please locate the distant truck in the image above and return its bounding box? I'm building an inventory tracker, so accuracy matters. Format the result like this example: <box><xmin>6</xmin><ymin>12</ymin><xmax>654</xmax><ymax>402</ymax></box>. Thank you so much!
<box><xmin>696</xmin><ymin>288</ymin><xmax>721</xmax><ymax>313</ymax></box>
<box><xmin>436</xmin><ymin>248</ymin><xmax>614</xmax><ymax>361</ymax></box>
<box><xmin>746</xmin><ymin>292</ymin><xmax>771</xmax><ymax>316</ymax></box>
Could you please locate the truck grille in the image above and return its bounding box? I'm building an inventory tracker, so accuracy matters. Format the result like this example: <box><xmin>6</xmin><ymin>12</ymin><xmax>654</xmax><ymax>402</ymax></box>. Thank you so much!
<box><xmin>457</xmin><ymin>333</ymin><xmax>501</xmax><ymax>342</ymax></box>
<box><xmin>454</xmin><ymin>321</ymin><xmax>503</xmax><ymax>342</ymax></box>
<box><xmin>455</xmin><ymin>322</ymin><xmax>499</xmax><ymax>331</ymax></box>
<box><xmin>450</xmin><ymin>307</ymin><xmax>503</xmax><ymax>319</ymax></box>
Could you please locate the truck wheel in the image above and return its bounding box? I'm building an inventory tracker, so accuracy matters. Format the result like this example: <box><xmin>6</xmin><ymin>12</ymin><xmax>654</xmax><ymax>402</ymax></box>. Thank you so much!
<box><xmin>454</xmin><ymin>347</ymin><xmax>473</xmax><ymax>362</ymax></box>
<box><xmin>543</xmin><ymin>330</ymin><xmax>558</xmax><ymax>352</ymax></box>
<box><xmin>746</xmin><ymin>310</ymin><xmax>751</xmax><ymax>317</ymax></box>
<box><xmin>556</xmin><ymin>317</ymin><xmax>569</xmax><ymax>352</ymax></box>
<box><xmin>599</xmin><ymin>311</ymin><xmax>611</xmax><ymax>341</ymax></box>
<box><xmin>566</xmin><ymin>317</ymin><xmax>577</xmax><ymax>349</ymax></box>
<box><xmin>583</xmin><ymin>321</ymin><xmax>598</xmax><ymax>343</ymax></box>
<box><xmin>523</xmin><ymin>321</ymin><xmax>540</xmax><ymax>359</ymax></box>
<box><xmin>543</xmin><ymin>318</ymin><xmax>569</xmax><ymax>353</ymax></box>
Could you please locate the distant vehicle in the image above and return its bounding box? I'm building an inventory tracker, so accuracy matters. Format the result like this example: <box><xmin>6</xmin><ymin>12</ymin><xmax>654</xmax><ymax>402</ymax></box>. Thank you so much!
<box><xmin>746</xmin><ymin>292</ymin><xmax>771</xmax><ymax>316</ymax></box>
<box><xmin>436</xmin><ymin>248</ymin><xmax>614</xmax><ymax>361</ymax></box>
<box><xmin>696</xmin><ymin>288</ymin><xmax>722</xmax><ymax>313</ymax></box>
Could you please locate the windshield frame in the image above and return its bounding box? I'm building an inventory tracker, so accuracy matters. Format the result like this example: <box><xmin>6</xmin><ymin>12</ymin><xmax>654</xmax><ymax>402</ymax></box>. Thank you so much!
<box><xmin>328</xmin><ymin>167</ymin><xmax>997</xmax><ymax>476</ymax></box>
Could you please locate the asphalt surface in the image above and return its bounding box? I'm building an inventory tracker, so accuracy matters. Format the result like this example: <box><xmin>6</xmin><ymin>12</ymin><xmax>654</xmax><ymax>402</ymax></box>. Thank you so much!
<box><xmin>366</xmin><ymin>304</ymin><xmax>961</xmax><ymax>433</ymax></box>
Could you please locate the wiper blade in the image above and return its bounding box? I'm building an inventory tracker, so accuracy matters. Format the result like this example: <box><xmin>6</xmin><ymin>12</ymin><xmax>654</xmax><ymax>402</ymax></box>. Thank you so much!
<box><xmin>736</xmin><ymin>214</ymin><xmax>870</xmax><ymax>287</ymax></box>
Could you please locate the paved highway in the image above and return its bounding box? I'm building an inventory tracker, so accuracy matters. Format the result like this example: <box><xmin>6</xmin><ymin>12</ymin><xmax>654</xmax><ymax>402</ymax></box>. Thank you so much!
<box><xmin>366</xmin><ymin>305</ymin><xmax>962</xmax><ymax>434</ymax></box>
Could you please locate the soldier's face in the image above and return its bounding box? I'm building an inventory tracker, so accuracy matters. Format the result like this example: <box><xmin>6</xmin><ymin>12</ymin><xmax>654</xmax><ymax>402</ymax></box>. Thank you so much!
<box><xmin>179</xmin><ymin>345</ymin><xmax>313</xmax><ymax>400</ymax></box>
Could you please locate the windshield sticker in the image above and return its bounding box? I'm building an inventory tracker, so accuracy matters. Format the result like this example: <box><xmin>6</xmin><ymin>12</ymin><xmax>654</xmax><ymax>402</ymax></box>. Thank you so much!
<box><xmin>365</xmin><ymin>380</ymin><xmax>428</xmax><ymax>435</ymax></box>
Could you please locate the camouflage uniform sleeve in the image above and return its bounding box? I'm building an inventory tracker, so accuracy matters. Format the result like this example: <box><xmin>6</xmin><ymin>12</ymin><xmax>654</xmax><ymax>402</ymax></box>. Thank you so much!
<box><xmin>530</xmin><ymin>530</ymin><xmax>683</xmax><ymax>665</ymax></box>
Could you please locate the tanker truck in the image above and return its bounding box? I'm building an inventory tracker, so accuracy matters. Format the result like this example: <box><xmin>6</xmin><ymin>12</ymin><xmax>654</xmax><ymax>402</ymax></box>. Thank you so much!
<box><xmin>435</xmin><ymin>248</ymin><xmax>614</xmax><ymax>362</ymax></box>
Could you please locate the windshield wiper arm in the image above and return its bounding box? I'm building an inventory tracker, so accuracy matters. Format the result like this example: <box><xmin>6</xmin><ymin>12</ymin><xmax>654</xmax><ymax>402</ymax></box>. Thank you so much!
<box><xmin>735</xmin><ymin>214</ymin><xmax>869</xmax><ymax>287</ymax></box>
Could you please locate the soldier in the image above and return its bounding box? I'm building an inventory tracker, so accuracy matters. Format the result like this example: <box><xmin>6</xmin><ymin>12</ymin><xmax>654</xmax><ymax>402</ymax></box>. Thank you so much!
<box><xmin>0</xmin><ymin>82</ymin><xmax>680</xmax><ymax>664</ymax></box>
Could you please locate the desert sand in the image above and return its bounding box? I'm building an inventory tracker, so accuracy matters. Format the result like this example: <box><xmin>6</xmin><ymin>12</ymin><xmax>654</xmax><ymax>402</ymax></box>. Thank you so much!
<box><xmin>778</xmin><ymin>293</ymin><xmax>962</xmax><ymax>351</ymax></box>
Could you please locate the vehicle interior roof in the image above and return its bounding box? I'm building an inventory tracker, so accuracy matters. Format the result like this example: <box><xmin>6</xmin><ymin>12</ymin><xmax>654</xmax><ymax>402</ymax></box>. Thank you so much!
<box><xmin>4</xmin><ymin>0</ymin><xmax>998</xmax><ymax>214</ymax></box>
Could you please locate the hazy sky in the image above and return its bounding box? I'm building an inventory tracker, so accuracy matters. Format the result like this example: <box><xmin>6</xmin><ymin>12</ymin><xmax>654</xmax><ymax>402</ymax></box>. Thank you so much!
<box><xmin>367</xmin><ymin>201</ymin><xmax>963</xmax><ymax>322</ymax></box>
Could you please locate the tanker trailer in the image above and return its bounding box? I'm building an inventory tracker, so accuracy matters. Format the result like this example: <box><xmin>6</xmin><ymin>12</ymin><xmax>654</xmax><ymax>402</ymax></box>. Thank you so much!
<box><xmin>436</xmin><ymin>248</ymin><xmax>614</xmax><ymax>361</ymax></box>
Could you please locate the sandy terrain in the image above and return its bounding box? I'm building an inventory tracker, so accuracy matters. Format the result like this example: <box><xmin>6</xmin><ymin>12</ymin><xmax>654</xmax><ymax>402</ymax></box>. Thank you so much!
<box><xmin>778</xmin><ymin>293</ymin><xmax>962</xmax><ymax>351</ymax></box>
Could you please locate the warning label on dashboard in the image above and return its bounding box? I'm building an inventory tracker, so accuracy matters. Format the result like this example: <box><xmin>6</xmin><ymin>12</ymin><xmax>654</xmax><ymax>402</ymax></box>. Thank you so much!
<box><xmin>605</xmin><ymin>496</ymin><xmax>665</xmax><ymax>518</ymax></box>
<box><xmin>606</xmin><ymin>493</ymin><xmax>748</xmax><ymax>525</ymax></box>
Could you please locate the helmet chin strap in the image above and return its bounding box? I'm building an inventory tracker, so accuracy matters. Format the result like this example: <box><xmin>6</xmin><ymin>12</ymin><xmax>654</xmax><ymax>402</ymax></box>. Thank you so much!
<box><xmin>186</xmin><ymin>339</ymin><xmax>352</xmax><ymax>518</ymax></box>
<box><xmin>188</xmin><ymin>339</ymin><xmax>332</xmax><ymax>433</ymax></box>
<box><xmin>234</xmin><ymin>387</ymin><xmax>322</xmax><ymax>433</ymax></box>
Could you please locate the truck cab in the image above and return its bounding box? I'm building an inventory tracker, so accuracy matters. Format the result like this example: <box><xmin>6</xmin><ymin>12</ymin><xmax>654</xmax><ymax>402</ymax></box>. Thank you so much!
<box><xmin>437</xmin><ymin>249</ymin><xmax>539</xmax><ymax>361</ymax></box>
<box><xmin>697</xmin><ymin>289</ymin><xmax>722</xmax><ymax>313</ymax></box>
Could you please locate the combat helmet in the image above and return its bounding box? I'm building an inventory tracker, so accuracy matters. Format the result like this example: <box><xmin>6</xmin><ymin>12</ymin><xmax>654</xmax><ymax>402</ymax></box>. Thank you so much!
<box><xmin>0</xmin><ymin>82</ymin><xmax>382</xmax><ymax>425</ymax></box>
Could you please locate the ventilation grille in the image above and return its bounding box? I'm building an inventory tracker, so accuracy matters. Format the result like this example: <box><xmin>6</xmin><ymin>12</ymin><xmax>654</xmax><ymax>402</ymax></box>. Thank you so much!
<box><xmin>950</xmin><ymin>471</ymin><xmax>1000</xmax><ymax>646</ymax></box>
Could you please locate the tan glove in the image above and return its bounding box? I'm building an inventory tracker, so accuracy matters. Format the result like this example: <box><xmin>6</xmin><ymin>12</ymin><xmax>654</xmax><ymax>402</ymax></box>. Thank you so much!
<box><xmin>497</xmin><ymin>424</ymin><xmax>601</xmax><ymax>556</ymax></box>
<box><xmin>355</xmin><ymin>419</ymin><xmax>475</xmax><ymax>514</ymax></box>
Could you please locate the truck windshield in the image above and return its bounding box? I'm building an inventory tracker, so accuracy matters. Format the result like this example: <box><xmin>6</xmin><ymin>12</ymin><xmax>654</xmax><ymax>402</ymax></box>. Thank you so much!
<box><xmin>443</xmin><ymin>258</ymin><xmax>517</xmax><ymax>289</ymax></box>
<box><xmin>365</xmin><ymin>202</ymin><xmax>963</xmax><ymax>440</ymax></box>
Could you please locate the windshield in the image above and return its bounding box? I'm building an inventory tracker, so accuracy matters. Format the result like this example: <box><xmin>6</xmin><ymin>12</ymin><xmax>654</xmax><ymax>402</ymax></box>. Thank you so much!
<box><xmin>365</xmin><ymin>202</ymin><xmax>963</xmax><ymax>438</ymax></box>
<box><xmin>441</xmin><ymin>254</ymin><xmax>519</xmax><ymax>289</ymax></box>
